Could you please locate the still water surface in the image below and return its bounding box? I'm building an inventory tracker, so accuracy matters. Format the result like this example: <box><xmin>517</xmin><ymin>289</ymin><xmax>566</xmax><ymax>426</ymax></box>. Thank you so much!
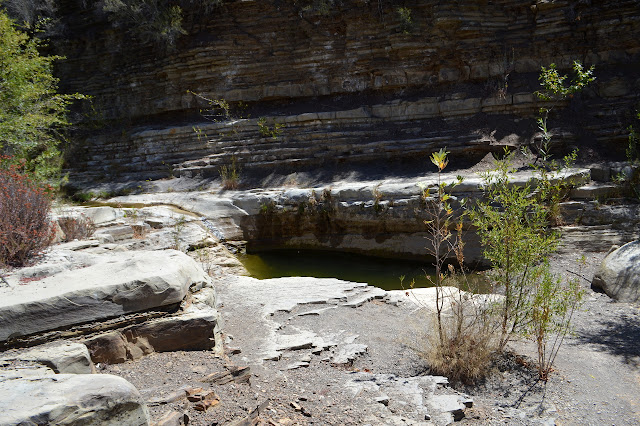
<box><xmin>238</xmin><ymin>249</ymin><xmax>486</xmax><ymax>291</ymax></box>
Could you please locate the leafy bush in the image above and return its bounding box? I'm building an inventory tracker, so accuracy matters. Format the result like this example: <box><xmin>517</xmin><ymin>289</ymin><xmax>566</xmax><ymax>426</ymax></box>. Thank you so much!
<box><xmin>0</xmin><ymin>10</ymin><xmax>84</xmax><ymax>181</ymax></box>
<box><xmin>396</xmin><ymin>7</ymin><xmax>413</xmax><ymax>33</ymax></box>
<box><xmin>103</xmin><ymin>0</ymin><xmax>222</xmax><ymax>46</ymax></box>
<box><xmin>0</xmin><ymin>157</ymin><xmax>55</xmax><ymax>267</ymax></box>
<box><xmin>471</xmin><ymin>151</ymin><xmax>584</xmax><ymax>379</ymax></box>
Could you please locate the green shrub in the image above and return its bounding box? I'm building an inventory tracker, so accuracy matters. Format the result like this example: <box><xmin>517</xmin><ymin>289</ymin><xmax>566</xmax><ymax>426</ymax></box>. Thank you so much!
<box><xmin>396</xmin><ymin>7</ymin><xmax>413</xmax><ymax>33</ymax></box>
<box><xmin>102</xmin><ymin>0</ymin><xmax>222</xmax><ymax>46</ymax></box>
<box><xmin>257</xmin><ymin>117</ymin><xmax>285</xmax><ymax>140</ymax></box>
<box><xmin>471</xmin><ymin>151</ymin><xmax>584</xmax><ymax>380</ymax></box>
<box><xmin>0</xmin><ymin>157</ymin><xmax>55</xmax><ymax>267</ymax></box>
<box><xmin>0</xmin><ymin>10</ymin><xmax>84</xmax><ymax>181</ymax></box>
<box><xmin>220</xmin><ymin>155</ymin><xmax>240</xmax><ymax>189</ymax></box>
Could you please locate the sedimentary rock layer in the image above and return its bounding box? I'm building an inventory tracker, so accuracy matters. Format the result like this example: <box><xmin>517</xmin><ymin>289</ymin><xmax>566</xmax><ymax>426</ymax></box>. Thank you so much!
<box><xmin>53</xmin><ymin>0</ymin><xmax>640</xmax><ymax>184</ymax></box>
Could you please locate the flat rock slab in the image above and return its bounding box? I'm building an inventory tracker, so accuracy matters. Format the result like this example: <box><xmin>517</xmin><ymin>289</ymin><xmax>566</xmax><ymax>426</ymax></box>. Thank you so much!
<box><xmin>3</xmin><ymin>341</ymin><xmax>94</xmax><ymax>374</ymax></box>
<box><xmin>0</xmin><ymin>250</ymin><xmax>210</xmax><ymax>342</ymax></box>
<box><xmin>0</xmin><ymin>372</ymin><xmax>149</xmax><ymax>425</ymax></box>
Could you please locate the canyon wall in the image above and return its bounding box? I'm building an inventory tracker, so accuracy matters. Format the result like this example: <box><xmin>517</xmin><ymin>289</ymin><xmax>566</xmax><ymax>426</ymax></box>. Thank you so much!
<box><xmin>54</xmin><ymin>0</ymin><xmax>640</xmax><ymax>185</ymax></box>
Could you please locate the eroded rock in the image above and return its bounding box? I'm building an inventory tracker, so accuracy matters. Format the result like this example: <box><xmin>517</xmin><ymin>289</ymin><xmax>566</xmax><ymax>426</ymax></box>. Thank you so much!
<box><xmin>3</xmin><ymin>341</ymin><xmax>94</xmax><ymax>374</ymax></box>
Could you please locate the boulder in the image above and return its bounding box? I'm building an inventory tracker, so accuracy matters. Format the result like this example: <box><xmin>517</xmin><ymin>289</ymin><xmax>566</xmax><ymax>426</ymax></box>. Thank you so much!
<box><xmin>0</xmin><ymin>372</ymin><xmax>150</xmax><ymax>425</ymax></box>
<box><xmin>0</xmin><ymin>250</ymin><xmax>211</xmax><ymax>342</ymax></box>
<box><xmin>84</xmin><ymin>332</ymin><xmax>129</xmax><ymax>364</ymax></box>
<box><xmin>4</xmin><ymin>341</ymin><xmax>94</xmax><ymax>374</ymax></box>
<box><xmin>84</xmin><ymin>308</ymin><xmax>219</xmax><ymax>364</ymax></box>
<box><xmin>127</xmin><ymin>311</ymin><xmax>218</xmax><ymax>352</ymax></box>
<box><xmin>592</xmin><ymin>241</ymin><xmax>640</xmax><ymax>303</ymax></box>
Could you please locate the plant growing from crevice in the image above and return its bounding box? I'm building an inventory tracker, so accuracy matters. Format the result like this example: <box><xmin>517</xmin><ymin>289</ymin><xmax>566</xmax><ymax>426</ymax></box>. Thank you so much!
<box><xmin>257</xmin><ymin>117</ymin><xmax>285</xmax><ymax>140</ymax></box>
<box><xmin>396</xmin><ymin>7</ymin><xmax>413</xmax><ymax>33</ymax></box>
<box><xmin>219</xmin><ymin>155</ymin><xmax>240</xmax><ymax>189</ymax></box>
<box><xmin>372</xmin><ymin>183</ymin><xmax>384</xmax><ymax>212</ymax></box>
<box><xmin>171</xmin><ymin>215</ymin><xmax>187</xmax><ymax>251</ymax></box>
<box><xmin>534</xmin><ymin>61</ymin><xmax>595</xmax><ymax>162</ymax></box>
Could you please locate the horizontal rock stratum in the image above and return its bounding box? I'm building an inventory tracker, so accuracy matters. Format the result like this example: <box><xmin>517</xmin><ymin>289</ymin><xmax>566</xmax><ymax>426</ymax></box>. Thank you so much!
<box><xmin>0</xmin><ymin>250</ymin><xmax>211</xmax><ymax>342</ymax></box>
<box><xmin>52</xmin><ymin>0</ymin><xmax>640</xmax><ymax>184</ymax></box>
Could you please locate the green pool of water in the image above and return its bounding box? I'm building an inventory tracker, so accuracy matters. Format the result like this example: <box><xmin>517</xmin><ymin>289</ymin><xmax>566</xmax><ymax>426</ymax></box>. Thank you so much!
<box><xmin>238</xmin><ymin>249</ymin><xmax>488</xmax><ymax>292</ymax></box>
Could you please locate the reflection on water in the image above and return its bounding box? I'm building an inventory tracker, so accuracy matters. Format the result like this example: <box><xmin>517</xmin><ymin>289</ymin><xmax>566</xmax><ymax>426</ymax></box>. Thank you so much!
<box><xmin>238</xmin><ymin>249</ymin><xmax>488</xmax><ymax>292</ymax></box>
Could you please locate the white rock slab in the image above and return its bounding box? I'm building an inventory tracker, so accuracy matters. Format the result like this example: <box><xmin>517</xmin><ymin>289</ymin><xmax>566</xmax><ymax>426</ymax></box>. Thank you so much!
<box><xmin>0</xmin><ymin>250</ymin><xmax>211</xmax><ymax>341</ymax></box>
<box><xmin>5</xmin><ymin>341</ymin><xmax>94</xmax><ymax>374</ymax></box>
<box><xmin>0</xmin><ymin>373</ymin><xmax>149</xmax><ymax>425</ymax></box>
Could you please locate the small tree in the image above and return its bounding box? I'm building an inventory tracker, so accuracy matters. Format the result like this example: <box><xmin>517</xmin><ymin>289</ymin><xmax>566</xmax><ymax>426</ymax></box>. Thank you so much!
<box><xmin>0</xmin><ymin>9</ymin><xmax>84</xmax><ymax>181</ymax></box>
<box><xmin>471</xmin><ymin>151</ymin><xmax>583</xmax><ymax>379</ymax></box>
<box><xmin>472</xmin><ymin>154</ymin><xmax>560</xmax><ymax>350</ymax></box>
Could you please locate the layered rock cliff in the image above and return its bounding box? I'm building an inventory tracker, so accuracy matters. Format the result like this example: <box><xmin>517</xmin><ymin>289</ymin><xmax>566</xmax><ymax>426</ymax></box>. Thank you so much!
<box><xmin>53</xmin><ymin>0</ymin><xmax>640</xmax><ymax>185</ymax></box>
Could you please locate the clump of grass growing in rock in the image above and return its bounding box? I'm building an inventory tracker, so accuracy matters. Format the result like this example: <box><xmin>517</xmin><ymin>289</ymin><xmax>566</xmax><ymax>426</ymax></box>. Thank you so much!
<box><xmin>219</xmin><ymin>156</ymin><xmax>240</xmax><ymax>190</ymax></box>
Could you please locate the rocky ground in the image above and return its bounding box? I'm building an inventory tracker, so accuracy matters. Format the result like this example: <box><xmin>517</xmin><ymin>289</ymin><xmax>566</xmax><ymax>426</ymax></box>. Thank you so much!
<box><xmin>2</xmin><ymin>157</ymin><xmax>639</xmax><ymax>425</ymax></box>
<box><xmin>99</xmin><ymin>249</ymin><xmax>639</xmax><ymax>426</ymax></box>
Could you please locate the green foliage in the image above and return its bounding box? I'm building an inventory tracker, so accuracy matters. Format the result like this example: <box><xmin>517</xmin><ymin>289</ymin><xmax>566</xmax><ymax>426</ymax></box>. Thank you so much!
<box><xmin>534</xmin><ymin>61</ymin><xmax>595</xmax><ymax>162</ymax></box>
<box><xmin>470</xmin><ymin>150</ymin><xmax>584</xmax><ymax>379</ymax></box>
<box><xmin>471</xmin><ymin>152</ymin><xmax>560</xmax><ymax>349</ymax></box>
<box><xmin>102</xmin><ymin>0</ymin><xmax>222</xmax><ymax>46</ymax></box>
<box><xmin>536</xmin><ymin>61</ymin><xmax>595</xmax><ymax>102</ymax></box>
<box><xmin>396</xmin><ymin>7</ymin><xmax>412</xmax><ymax>33</ymax></box>
<box><xmin>0</xmin><ymin>10</ymin><xmax>84</xmax><ymax>181</ymax></box>
<box><xmin>219</xmin><ymin>155</ymin><xmax>240</xmax><ymax>189</ymax></box>
<box><xmin>257</xmin><ymin>117</ymin><xmax>285</xmax><ymax>140</ymax></box>
<box><xmin>527</xmin><ymin>259</ymin><xmax>583</xmax><ymax>380</ymax></box>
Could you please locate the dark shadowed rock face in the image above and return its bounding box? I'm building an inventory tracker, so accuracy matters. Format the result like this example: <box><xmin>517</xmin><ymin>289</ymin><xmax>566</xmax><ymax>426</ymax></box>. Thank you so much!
<box><xmin>53</xmin><ymin>0</ymin><xmax>640</xmax><ymax>185</ymax></box>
